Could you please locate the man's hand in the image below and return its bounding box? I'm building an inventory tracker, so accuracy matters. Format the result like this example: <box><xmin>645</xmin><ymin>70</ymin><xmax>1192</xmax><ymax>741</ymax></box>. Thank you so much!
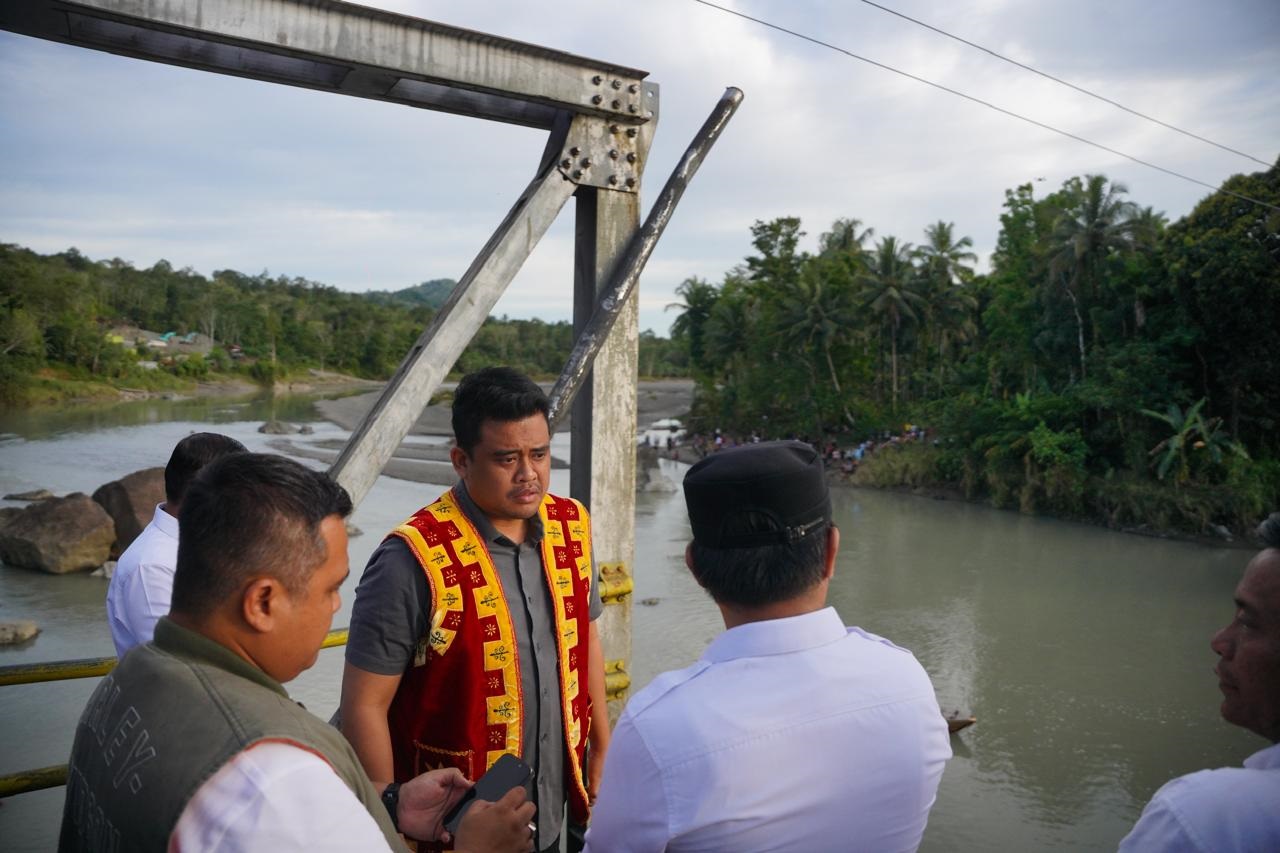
<box><xmin>395</xmin><ymin>768</ymin><xmax>471</xmax><ymax>842</ymax></box>
<box><xmin>586</xmin><ymin>741</ymin><xmax>608</xmax><ymax>805</ymax></box>
<box><xmin>455</xmin><ymin>786</ymin><xmax>537</xmax><ymax>853</ymax></box>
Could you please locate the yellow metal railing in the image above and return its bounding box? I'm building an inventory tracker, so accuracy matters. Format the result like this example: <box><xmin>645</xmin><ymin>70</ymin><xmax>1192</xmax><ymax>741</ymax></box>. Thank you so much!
<box><xmin>0</xmin><ymin>628</ymin><xmax>350</xmax><ymax>798</ymax></box>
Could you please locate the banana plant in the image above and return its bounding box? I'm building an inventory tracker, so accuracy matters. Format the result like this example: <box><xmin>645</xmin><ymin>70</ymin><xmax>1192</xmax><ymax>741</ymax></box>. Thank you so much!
<box><xmin>1141</xmin><ymin>398</ymin><xmax>1248</xmax><ymax>484</ymax></box>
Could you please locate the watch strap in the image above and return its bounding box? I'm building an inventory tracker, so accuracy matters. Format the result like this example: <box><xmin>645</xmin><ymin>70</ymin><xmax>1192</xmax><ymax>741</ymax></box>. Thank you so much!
<box><xmin>381</xmin><ymin>781</ymin><xmax>401</xmax><ymax>832</ymax></box>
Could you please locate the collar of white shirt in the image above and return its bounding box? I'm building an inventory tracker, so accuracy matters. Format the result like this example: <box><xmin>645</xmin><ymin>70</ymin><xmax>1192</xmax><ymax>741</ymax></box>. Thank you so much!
<box><xmin>701</xmin><ymin>606</ymin><xmax>848</xmax><ymax>664</ymax></box>
<box><xmin>1244</xmin><ymin>741</ymin><xmax>1280</xmax><ymax>770</ymax></box>
<box><xmin>150</xmin><ymin>503</ymin><xmax>179</xmax><ymax>539</ymax></box>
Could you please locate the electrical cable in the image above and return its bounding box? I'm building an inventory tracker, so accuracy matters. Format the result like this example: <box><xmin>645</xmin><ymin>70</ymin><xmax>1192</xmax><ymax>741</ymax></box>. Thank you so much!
<box><xmin>857</xmin><ymin>0</ymin><xmax>1271</xmax><ymax>167</ymax></box>
<box><xmin>690</xmin><ymin>0</ymin><xmax>1279</xmax><ymax>213</ymax></box>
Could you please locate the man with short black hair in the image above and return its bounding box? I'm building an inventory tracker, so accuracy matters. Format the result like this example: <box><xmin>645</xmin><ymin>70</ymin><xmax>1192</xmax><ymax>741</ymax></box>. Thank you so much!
<box><xmin>62</xmin><ymin>453</ymin><xmax>536</xmax><ymax>852</ymax></box>
<box><xmin>341</xmin><ymin>366</ymin><xmax>608</xmax><ymax>853</ymax></box>
<box><xmin>585</xmin><ymin>440</ymin><xmax>951</xmax><ymax>852</ymax></box>
<box><xmin>107</xmin><ymin>431</ymin><xmax>246</xmax><ymax>657</ymax></box>
<box><xmin>1119</xmin><ymin>512</ymin><xmax>1280</xmax><ymax>851</ymax></box>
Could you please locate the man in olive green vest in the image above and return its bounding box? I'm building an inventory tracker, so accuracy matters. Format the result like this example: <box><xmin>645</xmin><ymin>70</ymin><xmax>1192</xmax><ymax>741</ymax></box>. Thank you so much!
<box><xmin>59</xmin><ymin>453</ymin><xmax>536</xmax><ymax>852</ymax></box>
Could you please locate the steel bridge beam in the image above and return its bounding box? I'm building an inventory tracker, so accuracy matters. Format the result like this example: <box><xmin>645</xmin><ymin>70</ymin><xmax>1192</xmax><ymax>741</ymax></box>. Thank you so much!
<box><xmin>0</xmin><ymin>0</ymin><xmax>653</xmax><ymax>130</ymax></box>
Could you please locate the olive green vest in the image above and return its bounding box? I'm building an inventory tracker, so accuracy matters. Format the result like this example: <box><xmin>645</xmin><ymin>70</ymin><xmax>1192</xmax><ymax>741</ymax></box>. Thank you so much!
<box><xmin>58</xmin><ymin>618</ymin><xmax>403</xmax><ymax>852</ymax></box>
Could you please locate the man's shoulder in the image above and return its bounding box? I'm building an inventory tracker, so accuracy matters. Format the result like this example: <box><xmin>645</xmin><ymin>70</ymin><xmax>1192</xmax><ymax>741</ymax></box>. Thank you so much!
<box><xmin>1156</xmin><ymin>762</ymin><xmax>1280</xmax><ymax>803</ymax></box>
<box><xmin>116</xmin><ymin>518</ymin><xmax>176</xmax><ymax>566</ymax></box>
<box><xmin>542</xmin><ymin>491</ymin><xmax>588</xmax><ymax>516</ymax></box>
<box><xmin>620</xmin><ymin>660</ymin><xmax>713</xmax><ymax>722</ymax></box>
<box><xmin>1143</xmin><ymin>761</ymin><xmax>1280</xmax><ymax>838</ymax></box>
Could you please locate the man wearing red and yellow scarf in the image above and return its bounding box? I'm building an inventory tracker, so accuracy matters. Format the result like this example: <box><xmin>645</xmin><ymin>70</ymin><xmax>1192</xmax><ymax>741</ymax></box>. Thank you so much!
<box><xmin>341</xmin><ymin>368</ymin><xmax>608</xmax><ymax>852</ymax></box>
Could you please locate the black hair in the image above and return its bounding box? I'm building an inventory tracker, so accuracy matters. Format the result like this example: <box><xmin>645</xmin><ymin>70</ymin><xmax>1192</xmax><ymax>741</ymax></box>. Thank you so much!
<box><xmin>1259</xmin><ymin>512</ymin><xmax>1280</xmax><ymax>549</ymax></box>
<box><xmin>165</xmin><ymin>432</ymin><xmax>247</xmax><ymax>507</ymax></box>
<box><xmin>171</xmin><ymin>453</ymin><xmax>352</xmax><ymax>618</ymax></box>
<box><xmin>688</xmin><ymin>522</ymin><xmax>829</xmax><ymax>608</ymax></box>
<box><xmin>451</xmin><ymin>366</ymin><xmax>550</xmax><ymax>454</ymax></box>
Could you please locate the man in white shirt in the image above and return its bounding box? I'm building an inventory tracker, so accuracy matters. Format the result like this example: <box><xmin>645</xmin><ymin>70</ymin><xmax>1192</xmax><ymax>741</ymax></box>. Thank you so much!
<box><xmin>585</xmin><ymin>441</ymin><xmax>951</xmax><ymax>853</ymax></box>
<box><xmin>62</xmin><ymin>453</ymin><xmax>537</xmax><ymax>852</ymax></box>
<box><xmin>106</xmin><ymin>432</ymin><xmax>245</xmax><ymax>657</ymax></box>
<box><xmin>1119</xmin><ymin>512</ymin><xmax>1280</xmax><ymax>852</ymax></box>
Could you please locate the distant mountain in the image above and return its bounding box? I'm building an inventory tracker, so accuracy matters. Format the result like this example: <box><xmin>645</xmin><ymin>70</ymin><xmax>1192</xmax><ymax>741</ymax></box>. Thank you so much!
<box><xmin>363</xmin><ymin>278</ymin><xmax>456</xmax><ymax>310</ymax></box>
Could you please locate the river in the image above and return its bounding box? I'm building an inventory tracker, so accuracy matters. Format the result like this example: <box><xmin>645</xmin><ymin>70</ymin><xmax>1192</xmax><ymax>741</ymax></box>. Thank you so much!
<box><xmin>0</xmin><ymin>394</ymin><xmax>1260</xmax><ymax>851</ymax></box>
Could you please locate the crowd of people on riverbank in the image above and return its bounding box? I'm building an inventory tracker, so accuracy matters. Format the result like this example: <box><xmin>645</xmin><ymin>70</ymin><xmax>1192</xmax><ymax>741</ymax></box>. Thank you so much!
<box><xmin>655</xmin><ymin>422</ymin><xmax>934</xmax><ymax>479</ymax></box>
<box><xmin>60</xmin><ymin>367</ymin><xmax>1278</xmax><ymax>852</ymax></box>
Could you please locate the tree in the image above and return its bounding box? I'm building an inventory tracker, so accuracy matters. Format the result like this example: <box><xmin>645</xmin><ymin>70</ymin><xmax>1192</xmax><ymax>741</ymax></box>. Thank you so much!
<box><xmin>745</xmin><ymin>217</ymin><xmax>806</xmax><ymax>291</ymax></box>
<box><xmin>1142</xmin><ymin>398</ymin><xmax>1248</xmax><ymax>484</ymax></box>
<box><xmin>1166</xmin><ymin>160</ymin><xmax>1280</xmax><ymax>453</ymax></box>
<box><xmin>665</xmin><ymin>277</ymin><xmax>719</xmax><ymax>373</ymax></box>
<box><xmin>1047</xmin><ymin>175</ymin><xmax>1141</xmax><ymax>377</ymax></box>
<box><xmin>917</xmin><ymin>221</ymin><xmax>977</xmax><ymax>391</ymax></box>
<box><xmin>918</xmin><ymin>221</ymin><xmax>977</xmax><ymax>290</ymax></box>
<box><xmin>819</xmin><ymin>217</ymin><xmax>875</xmax><ymax>259</ymax></box>
<box><xmin>858</xmin><ymin>236</ymin><xmax>923</xmax><ymax>412</ymax></box>
<box><xmin>773</xmin><ymin>262</ymin><xmax>858</xmax><ymax>427</ymax></box>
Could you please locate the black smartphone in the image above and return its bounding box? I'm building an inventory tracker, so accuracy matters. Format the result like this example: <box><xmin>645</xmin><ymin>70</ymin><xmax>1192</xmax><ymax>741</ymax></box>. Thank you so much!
<box><xmin>442</xmin><ymin>753</ymin><xmax>533</xmax><ymax>835</ymax></box>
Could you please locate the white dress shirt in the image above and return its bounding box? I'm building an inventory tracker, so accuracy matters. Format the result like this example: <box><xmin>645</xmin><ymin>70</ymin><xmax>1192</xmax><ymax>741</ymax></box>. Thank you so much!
<box><xmin>585</xmin><ymin>607</ymin><xmax>951</xmax><ymax>853</ymax></box>
<box><xmin>1119</xmin><ymin>741</ymin><xmax>1280</xmax><ymax>852</ymax></box>
<box><xmin>171</xmin><ymin>741</ymin><xmax>393</xmax><ymax>851</ymax></box>
<box><xmin>106</xmin><ymin>504</ymin><xmax>178</xmax><ymax>658</ymax></box>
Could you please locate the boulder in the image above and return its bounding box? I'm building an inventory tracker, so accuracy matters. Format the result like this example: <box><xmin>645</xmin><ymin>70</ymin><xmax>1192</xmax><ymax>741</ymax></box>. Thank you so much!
<box><xmin>4</xmin><ymin>488</ymin><xmax>55</xmax><ymax>501</ymax></box>
<box><xmin>0</xmin><ymin>620</ymin><xmax>40</xmax><ymax>644</ymax></box>
<box><xmin>92</xmin><ymin>467</ymin><xmax>165</xmax><ymax>554</ymax></box>
<box><xmin>0</xmin><ymin>493</ymin><xmax>116</xmax><ymax>574</ymax></box>
<box><xmin>259</xmin><ymin>420</ymin><xmax>297</xmax><ymax>435</ymax></box>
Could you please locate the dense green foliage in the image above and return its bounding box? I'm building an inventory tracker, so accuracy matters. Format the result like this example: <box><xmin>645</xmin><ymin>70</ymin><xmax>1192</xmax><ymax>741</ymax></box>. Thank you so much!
<box><xmin>667</xmin><ymin>164</ymin><xmax>1280</xmax><ymax>534</ymax></box>
<box><xmin>0</xmin><ymin>247</ymin><xmax>687</xmax><ymax>402</ymax></box>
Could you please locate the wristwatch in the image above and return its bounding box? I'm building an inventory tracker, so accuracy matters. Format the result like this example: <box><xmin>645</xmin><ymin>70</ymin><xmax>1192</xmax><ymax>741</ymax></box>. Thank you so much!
<box><xmin>381</xmin><ymin>782</ymin><xmax>401</xmax><ymax>831</ymax></box>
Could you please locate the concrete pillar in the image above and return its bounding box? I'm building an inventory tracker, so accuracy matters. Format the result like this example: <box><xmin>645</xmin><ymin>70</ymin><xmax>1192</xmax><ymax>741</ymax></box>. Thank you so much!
<box><xmin>571</xmin><ymin>187</ymin><xmax>639</xmax><ymax>722</ymax></box>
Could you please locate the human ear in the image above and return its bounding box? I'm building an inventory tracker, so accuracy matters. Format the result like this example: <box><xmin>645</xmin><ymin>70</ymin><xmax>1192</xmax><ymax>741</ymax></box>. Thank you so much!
<box><xmin>822</xmin><ymin>525</ymin><xmax>840</xmax><ymax>581</ymax></box>
<box><xmin>242</xmin><ymin>577</ymin><xmax>280</xmax><ymax>633</ymax></box>
<box><xmin>449</xmin><ymin>445</ymin><xmax>470</xmax><ymax>479</ymax></box>
<box><xmin>685</xmin><ymin>543</ymin><xmax>707</xmax><ymax>589</ymax></box>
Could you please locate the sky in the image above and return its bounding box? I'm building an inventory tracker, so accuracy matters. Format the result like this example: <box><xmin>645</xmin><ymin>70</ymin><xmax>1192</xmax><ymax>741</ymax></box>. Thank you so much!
<box><xmin>2</xmin><ymin>0</ymin><xmax>1277</xmax><ymax>335</ymax></box>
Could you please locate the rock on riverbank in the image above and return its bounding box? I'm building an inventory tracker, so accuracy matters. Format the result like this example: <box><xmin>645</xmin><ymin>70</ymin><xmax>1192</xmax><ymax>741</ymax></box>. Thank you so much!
<box><xmin>0</xmin><ymin>493</ymin><xmax>116</xmax><ymax>574</ymax></box>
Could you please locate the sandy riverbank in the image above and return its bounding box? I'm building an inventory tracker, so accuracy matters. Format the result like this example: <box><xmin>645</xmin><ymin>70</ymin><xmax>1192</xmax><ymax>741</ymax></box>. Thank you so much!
<box><xmin>315</xmin><ymin>378</ymin><xmax>695</xmax><ymax>436</ymax></box>
<box><xmin>261</xmin><ymin>379</ymin><xmax>696</xmax><ymax>488</ymax></box>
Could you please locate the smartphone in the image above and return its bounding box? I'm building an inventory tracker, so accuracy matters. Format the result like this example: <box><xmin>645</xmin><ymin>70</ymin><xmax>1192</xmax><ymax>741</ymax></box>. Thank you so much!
<box><xmin>442</xmin><ymin>753</ymin><xmax>533</xmax><ymax>835</ymax></box>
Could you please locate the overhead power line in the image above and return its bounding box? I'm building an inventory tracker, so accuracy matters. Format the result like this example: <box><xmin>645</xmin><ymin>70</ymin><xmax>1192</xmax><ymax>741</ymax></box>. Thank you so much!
<box><xmin>690</xmin><ymin>0</ymin><xmax>1279</xmax><ymax>213</ymax></box>
<box><xmin>857</xmin><ymin>0</ymin><xmax>1271</xmax><ymax>167</ymax></box>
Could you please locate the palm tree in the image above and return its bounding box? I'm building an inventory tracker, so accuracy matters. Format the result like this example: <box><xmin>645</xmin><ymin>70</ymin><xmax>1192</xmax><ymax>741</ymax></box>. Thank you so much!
<box><xmin>930</xmin><ymin>282</ymin><xmax>978</xmax><ymax>386</ymax></box>
<box><xmin>773</xmin><ymin>268</ymin><xmax>858</xmax><ymax>426</ymax></box>
<box><xmin>665</xmin><ymin>277</ymin><xmax>718</xmax><ymax>372</ymax></box>
<box><xmin>1048</xmin><ymin>175</ymin><xmax>1140</xmax><ymax>378</ymax></box>
<box><xmin>819</xmin><ymin>217</ymin><xmax>875</xmax><ymax>258</ymax></box>
<box><xmin>858</xmin><ymin>236</ymin><xmax>924</xmax><ymax>412</ymax></box>
<box><xmin>704</xmin><ymin>285</ymin><xmax>753</xmax><ymax>382</ymax></box>
<box><xmin>918</xmin><ymin>221</ymin><xmax>977</xmax><ymax>289</ymax></box>
<box><xmin>916</xmin><ymin>221</ymin><xmax>977</xmax><ymax>393</ymax></box>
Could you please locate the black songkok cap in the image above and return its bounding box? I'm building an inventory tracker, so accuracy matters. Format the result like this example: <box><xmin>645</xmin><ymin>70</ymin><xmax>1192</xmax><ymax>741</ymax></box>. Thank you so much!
<box><xmin>683</xmin><ymin>440</ymin><xmax>831</xmax><ymax>549</ymax></box>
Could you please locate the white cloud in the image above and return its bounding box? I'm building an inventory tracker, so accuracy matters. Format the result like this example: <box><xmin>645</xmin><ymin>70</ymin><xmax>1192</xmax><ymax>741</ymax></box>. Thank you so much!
<box><xmin>2</xmin><ymin>0</ymin><xmax>1277</xmax><ymax>337</ymax></box>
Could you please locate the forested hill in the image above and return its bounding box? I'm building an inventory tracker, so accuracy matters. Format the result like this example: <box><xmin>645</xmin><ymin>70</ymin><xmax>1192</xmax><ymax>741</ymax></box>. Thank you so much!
<box><xmin>363</xmin><ymin>278</ymin><xmax>456</xmax><ymax>310</ymax></box>
<box><xmin>0</xmin><ymin>248</ymin><xmax>688</xmax><ymax>393</ymax></box>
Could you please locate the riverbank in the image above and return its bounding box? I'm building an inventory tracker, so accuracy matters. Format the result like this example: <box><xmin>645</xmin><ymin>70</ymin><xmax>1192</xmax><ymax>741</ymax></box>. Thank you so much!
<box><xmin>315</xmin><ymin>378</ymin><xmax>695</xmax><ymax>435</ymax></box>
<box><xmin>2</xmin><ymin>366</ymin><xmax>381</xmax><ymax>409</ymax></box>
<box><xmin>839</xmin><ymin>441</ymin><xmax>1262</xmax><ymax>549</ymax></box>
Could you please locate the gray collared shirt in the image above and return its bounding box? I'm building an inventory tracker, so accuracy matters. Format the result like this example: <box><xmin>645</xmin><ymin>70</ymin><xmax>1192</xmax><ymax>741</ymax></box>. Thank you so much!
<box><xmin>347</xmin><ymin>481</ymin><xmax>602</xmax><ymax>847</ymax></box>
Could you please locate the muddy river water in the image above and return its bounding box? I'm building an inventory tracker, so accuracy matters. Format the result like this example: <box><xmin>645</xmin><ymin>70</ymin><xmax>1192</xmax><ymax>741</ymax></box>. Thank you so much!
<box><xmin>0</xmin><ymin>394</ymin><xmax>1260</xmax><ymax>851</ymax></box>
